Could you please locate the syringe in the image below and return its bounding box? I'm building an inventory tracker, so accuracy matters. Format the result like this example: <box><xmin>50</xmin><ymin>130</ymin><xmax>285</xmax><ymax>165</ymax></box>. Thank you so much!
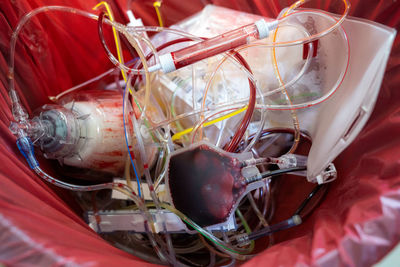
<box><xmin>148</xmin><ymin>19</ymin><xmax>279</xmax><ymax>73</ymax></box>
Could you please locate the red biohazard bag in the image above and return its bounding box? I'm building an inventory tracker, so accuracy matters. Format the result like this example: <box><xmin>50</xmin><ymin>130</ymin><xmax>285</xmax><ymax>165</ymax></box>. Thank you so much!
<box><xmin>0</xmin><ymin>0</ymin><xmax>399</xmax><ymax>266</ymax></box>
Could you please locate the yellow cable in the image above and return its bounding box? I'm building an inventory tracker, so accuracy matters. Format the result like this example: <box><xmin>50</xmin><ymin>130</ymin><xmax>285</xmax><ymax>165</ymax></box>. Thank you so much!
<box><xmin>93</xmin><ymin>2</ymin><xmax>128</xmax><ymax>83</ymax></box>
<box><xmin>171</xmin><ymin>106</ymin><xmax>247</xmax><ymax>141</ymax></box>
<box><xmin>153</xmin><ymin>1</ymin><xmax>164</xmax><ymax>27</ymax></box>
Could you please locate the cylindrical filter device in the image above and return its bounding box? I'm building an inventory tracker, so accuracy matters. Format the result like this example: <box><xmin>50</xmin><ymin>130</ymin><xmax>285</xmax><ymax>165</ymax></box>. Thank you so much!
<box><xmin>157</xmin><ymin>19</ymin><xmax>278</xmax><ymax>73</ymax></box>
<box><xmin>32</xmin><ymin>90</ymin><xmax>158</xmax><ymax>181</ymax></box>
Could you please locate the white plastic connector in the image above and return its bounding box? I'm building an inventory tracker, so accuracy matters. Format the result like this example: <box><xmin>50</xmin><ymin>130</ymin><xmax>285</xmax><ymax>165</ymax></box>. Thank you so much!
<box><xmin>255</xmin><ymin>19</ymin><xmax>279</xmax><ymax>39</ymax></box>
<box><xmin>277</xmin><ymin>154</ymin><xmax>308</xmax><ymax>177</ymax></box>
<box><xmin>127</xmin><ymin>10</ymin><xmax>144</xmax><ymax>27</ymax></box>
<box><xmin>126</xmin><ymin>10</ymin><xmax>149</xmax><ymax>52</ymax></box>
<box><xmin>159</xmin><ymin>53</ymin><xmax>176</xmax><ymax>73</ymax></box>
<box><xmin>315</xmin><ymin>163</ymin><xmax>337</xmax><ymax>184</ymax></box>
<box><xmin>148</xmin><ymin>64</ymin><xmax>161</xmax><ymax>72</ymax></box>
<box><xmin>277</xmin><ymin>154</ymin><xmax>308</xmax><ymax>169</ymax></box>
<box><xmin>241</xmin><ymin>165</ymin><xmax>260</xmax><ymax>179</ymax></box>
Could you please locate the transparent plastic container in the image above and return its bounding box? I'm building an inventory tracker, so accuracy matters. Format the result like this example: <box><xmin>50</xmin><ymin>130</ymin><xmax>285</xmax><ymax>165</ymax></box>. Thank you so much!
<box><xmin>34</xmin><ymin>90</ymin><xmax>159</xmax><ymax>180</ymax></box>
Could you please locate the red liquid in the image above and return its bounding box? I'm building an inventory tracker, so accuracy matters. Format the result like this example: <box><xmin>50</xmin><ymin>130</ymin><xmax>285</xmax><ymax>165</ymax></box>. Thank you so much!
<box><xmin>168</xmin><ymin>144</ymin><xmax>246</xmax><ymax>227</ymax></box>
<box><xmin>171</xmin><ymin>23</ymin><xmax>258</xmax><ymax>70</ymax></box>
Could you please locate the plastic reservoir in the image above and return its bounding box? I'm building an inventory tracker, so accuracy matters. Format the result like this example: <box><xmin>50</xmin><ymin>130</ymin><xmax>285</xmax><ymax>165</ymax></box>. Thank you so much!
<box><xmin>35</xmin><ymin>90</ymin><xmax>158</xmax><ymax>180</ymax></box>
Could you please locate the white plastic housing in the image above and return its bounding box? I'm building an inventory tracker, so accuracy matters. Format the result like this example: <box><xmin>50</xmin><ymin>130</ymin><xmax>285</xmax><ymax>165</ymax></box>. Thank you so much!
<box><xmin>306</xmin><ymin>17</ymin><xmax>396</xmax><ymax>182</ymax></box>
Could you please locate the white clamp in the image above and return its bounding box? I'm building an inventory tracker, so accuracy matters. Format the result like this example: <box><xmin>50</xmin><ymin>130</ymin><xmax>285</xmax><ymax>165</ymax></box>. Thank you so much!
<box><xmin>315</xmin><ymin>163</ymin><xmax>337</xmax><ymax>184</ymax></box>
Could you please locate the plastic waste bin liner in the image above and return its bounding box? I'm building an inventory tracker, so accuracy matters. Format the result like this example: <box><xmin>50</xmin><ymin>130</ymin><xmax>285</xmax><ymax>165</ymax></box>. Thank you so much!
<box><xmin>0</xmin><ymin>0</ymin><xmax>399</xmax><ymax>266</ymax></box>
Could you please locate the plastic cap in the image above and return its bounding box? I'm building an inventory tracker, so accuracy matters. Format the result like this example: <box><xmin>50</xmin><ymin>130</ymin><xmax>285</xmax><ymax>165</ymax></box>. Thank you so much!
<box><xmin>127</xmin><ymin>10</ymin><xmax>144</xmax><ymax>27</ymax></box>
<box><xmin>159</xmin><ymin>53</ymin><xmax>176</xmax><ymax>73</ymax></box>
<box><xmin>255</xmin><ymin>19</ymin><xmax>279</xmax><ymax>39</ymax></box>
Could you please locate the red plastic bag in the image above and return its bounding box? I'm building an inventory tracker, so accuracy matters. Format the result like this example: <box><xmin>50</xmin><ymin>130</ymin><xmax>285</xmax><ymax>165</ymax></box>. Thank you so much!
<box><xmin>0</xmin><ymin>0</ymin><xmax>399</xmax><ymax>266</ymax></box>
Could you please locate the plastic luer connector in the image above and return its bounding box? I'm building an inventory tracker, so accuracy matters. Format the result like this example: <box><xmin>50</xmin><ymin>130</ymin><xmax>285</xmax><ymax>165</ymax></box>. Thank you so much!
<box><xmin>158</xmin><ymin>19</ymin><xmax>278</xmax><ymax>73</ymax></box>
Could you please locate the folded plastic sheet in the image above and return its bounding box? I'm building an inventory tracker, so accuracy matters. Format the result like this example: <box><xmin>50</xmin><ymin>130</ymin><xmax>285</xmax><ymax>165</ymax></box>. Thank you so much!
<box><xmin>0</xmin><ymin>0</ymin><xmax>399</xmax><ymax>266</ymax></box>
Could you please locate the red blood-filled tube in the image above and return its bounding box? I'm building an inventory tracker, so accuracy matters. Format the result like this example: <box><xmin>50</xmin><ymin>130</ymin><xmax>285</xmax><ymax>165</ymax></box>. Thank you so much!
<box><xmin>158</xmin><ymin>19</ymin><xmax>278</xmax><ymax>73</ymax></box>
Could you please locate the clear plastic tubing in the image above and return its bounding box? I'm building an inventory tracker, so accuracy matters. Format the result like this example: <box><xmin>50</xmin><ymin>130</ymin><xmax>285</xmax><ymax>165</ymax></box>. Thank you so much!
<box><xmin>157</xmin><ymin>20</ymin><xmax>279</xmax><ymax>73</ymax></box>
<box><xmin>152</xmin><ymin>0</ymin><xmax>349</xmax><ymax>74</ymax></box>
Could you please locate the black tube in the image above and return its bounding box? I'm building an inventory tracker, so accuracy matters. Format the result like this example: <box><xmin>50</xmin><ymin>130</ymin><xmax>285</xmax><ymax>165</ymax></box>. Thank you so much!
<box><xmin>247</xmin><ymin>215</ymin><xmax>302</xmax><ymax>242</ymax></box>
<box><xmin>294</xmin><ymin>184</ymin><xmax>327</xmax><ymax>218</ymax></box>
<box><xmin>245</xmin><ymin>166</ymin><xmax>307</xmax><ymax>184</ymax></box>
